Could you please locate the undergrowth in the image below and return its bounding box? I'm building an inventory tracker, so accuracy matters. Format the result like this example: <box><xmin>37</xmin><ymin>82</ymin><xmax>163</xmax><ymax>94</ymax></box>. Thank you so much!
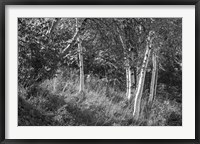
<box><xmin>18</xmin><ymin>69</ymin><xmax>182</xmax><ymax>126</ymax></box>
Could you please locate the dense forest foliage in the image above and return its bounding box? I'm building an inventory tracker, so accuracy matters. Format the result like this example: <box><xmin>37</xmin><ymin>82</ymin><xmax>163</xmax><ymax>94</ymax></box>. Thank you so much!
<box><xmin>18</xmin><ymin>18</ymin><xmax>182</xmax><ymax>126</ymax></box>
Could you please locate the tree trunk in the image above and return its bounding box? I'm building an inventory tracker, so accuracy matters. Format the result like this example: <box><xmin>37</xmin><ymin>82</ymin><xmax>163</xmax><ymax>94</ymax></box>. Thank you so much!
<box><xmin>128</xmin><ymin>49</ymin><xmax>136</xmax><ymax>101</ymax></box>
<box><xmin>127</xmin><ymin>65</ymin><xmax>132</xmax><ymax>100</ymax></box>
<box><xmin>149</xmin><ymin>52</ymin><xmax>158</xmax><ymax>104</ymax></box>
<box><xmin>133</xmin><ymin>33</ymin><xmax>154</xmax><ymax>120</ymax></box>
<box><xmin>126</xmin><ymin>64</ymin><xmax>129</xmax><ymax>98</ymax></box>
<box><xmin>154</xmin><ymin>65</ymin><xmax>158</xmax><ymax>96</ymax></box>
<box><xmin>118</xmin><ymin>33</ymin><xmax>130</xmax><ymax>99</ymax></box>
<box><xmin>133</xmin><ymin>67</ymin><xmax>137</xmax><ymax>88</ymax></box>
<box><xmin>53</xmin><ymin>77</ymin><xmax>57</xmax><ymax>92</ymax></box>
<box><xmin>78</xmin><ymin>37</ymin><xmax>84</xmax><ymax>93</ymax></box>
<box><xmin>62</xmin><ymin>18</ymin><xmax>89</xmax><ymax>55</ymax></box>
<box><xmin>61</xmin><ymin>18</ymin><xmax>85</xmax><ymax>93</ymax></box>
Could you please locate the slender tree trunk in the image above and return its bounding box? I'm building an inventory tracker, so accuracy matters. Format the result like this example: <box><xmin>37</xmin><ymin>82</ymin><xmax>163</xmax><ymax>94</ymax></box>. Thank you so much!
<box><xmin>133</xmin><ymin>67</ymin><xmax>137</xmax><ymax>88</ymax></box>
<box><xmin>74</xmin><ymin>18</ymin><xmax>85</xmax><ymax>93</ymax></box>
<box><xmin>131</xmin><ymin>70</ymin><xmax>135</xmax><ymax>87</ymax></box>
<box><xmin>128</xmin><ymin>49</ymin><xmax>136</xmax><ymax>101</ymax></box>
<box><xmin>133</xmin><ymin>32</ymin><xmax>154</xmax><ymax>120</ymax></box>
<box><xmin>118</xmin><ymin>33</ymin><xmax>130</xmax><ymax>98</ymax></box>
<box><xmin>78</xmin><ymin>37</ymin><xmax>84</xmax><ymax>93</ymax></box>
<box><xmin>126</xmin><ymin>64</ymin><xmax>129</xmax><ymax>98</ymax></box>
<box><xmin>62</xmin><ymin>19</ymin><xmax>79</xmax><ymax>54</ymax></box>
<box><xmin>149</xmin><ymin>52</ymin><xmax>158</xmax><ymax>104</ymax></box>
<box><xmin>53</xmin><ymin>77</ymin><xmax>57</xmax><ymax>92</ymax></box>
<box><xmin>127</xmin><ymin>65</ymin><xmax>132</xmax><ymax>100</ymax></box>
<box><xmin>130</xmin><ymin>67</ymin><xmax>136</xmax><ymax>100</ymax></box>
<box><xmin>154</xmin><ymin>65</ymin><xmax>158</xmax><ymax>96</ymax></box>
<box><xmin>61</xmin><ymin>18</ymin><xmax>85</xmax><ymax>93</ymax></box>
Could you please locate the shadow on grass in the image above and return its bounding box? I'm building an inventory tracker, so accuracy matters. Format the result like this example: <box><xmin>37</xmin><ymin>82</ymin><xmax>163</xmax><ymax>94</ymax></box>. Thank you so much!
<box><xmin>18</xmin><ymin>96</ymin><xmax>59</xmax><ymax>126</ymax></box>
<box><xmin>19</xmin><ymin>87</ymin><xmax>110</xmax><ymax>126</ymax></box>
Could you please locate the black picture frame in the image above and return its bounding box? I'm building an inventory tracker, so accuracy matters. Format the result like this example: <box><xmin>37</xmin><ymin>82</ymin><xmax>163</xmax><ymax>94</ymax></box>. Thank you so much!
<box><xmin>0</xmin><ymin>0</ymin><xmax>199</xmax><ymax>143</ymax></box>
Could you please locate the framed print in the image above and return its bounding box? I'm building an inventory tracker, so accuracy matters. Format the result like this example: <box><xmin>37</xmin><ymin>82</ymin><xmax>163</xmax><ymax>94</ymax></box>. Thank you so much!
<box><xmin>0</xmin><ymin>0</ymin><xmax>199</xmax><ymax>143</ymax></box>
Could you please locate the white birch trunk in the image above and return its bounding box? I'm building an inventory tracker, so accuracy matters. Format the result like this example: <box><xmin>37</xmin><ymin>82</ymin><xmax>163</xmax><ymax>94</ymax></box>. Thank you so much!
<box><xmin>126</xmin><ymin>65</ymin><xmax>129</xmax><ymax>98</ymax></box>
<box><xmin>62</xmin><ymin>18</ymin><xmax>85</xmax><ymax>93</ymax></box>
<box><xmin>78</xmin><ymin>37</ymin><xmax>84</xmax><ymax>93</ymax></box>
<box><xmin>127</xmin><ymin>65</ymin><xmax>132</xmax><ymax>100</ymax></box>
<box><xmin>128</xmin><ymin>50</ymin><xmax>136</xmax><ymax>101</ymax></box>
<box><xmin>133</xmin><ymin>67</ymin><xmax>137</xmax><ymax>88</ymax></box>
<box><xmin>154</xmin><ymin>65</ymin><xmax>158</xmax><ymax>97</ymax></box>
<box><xmin>149</xmin><ymin>52</ymin><xmax>158</xmax><ymax>104</ymax></box>
<box><xmin>133</xmin><ymin>32</ymin><xmax>154</xmax><ymax>120</ymax></box>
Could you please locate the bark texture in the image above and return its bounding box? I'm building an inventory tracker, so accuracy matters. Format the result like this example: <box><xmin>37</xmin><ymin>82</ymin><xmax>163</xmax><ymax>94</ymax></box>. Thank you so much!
<box><xmin>128</xmin><ymin>49</ymin><xmax>136</xmax><ymax>101</ymax></box>
<box><xmin>78</xmin><ymin>37</ymin><xmax>84</xmax><ymax>93</ymax></box>
<box><xmin>149</xmin><ymin>51</ymin><xmax>158</xmax><ymax>104</ymax></box>
<box><xmin>128</xmin><ymin>65</ymin><xmax>132</xmax><ymax>100</ymax></box>
<box><xmin>126</xmin><ymin>65</ymin><xmax>129</xmax><ymax>98</ymax></box>
<box><xmin>133</xmin><ymin>31</ymin><xmax>154</xmax><ymax>120</ymax></box>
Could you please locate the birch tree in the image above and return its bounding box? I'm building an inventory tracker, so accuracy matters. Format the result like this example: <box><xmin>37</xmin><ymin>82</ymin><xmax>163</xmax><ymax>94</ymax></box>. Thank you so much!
<box><xmin>116</xmin><ymin>19</ymin><xmax>137</xmax><ymax>100</ymax></box>
<box><xmin>78</xmin><ymin>36</ymin><xmax>84</xmax><ymax>93</ymax></box>
<box><xmin>133</xmin><ymin>31</ymin><xmax>155</xmax><ymax>120</ymax></box>
<box><xmin>128</xmin><ymin>48</ymin><xmax>137</xmax><ymax>101</ymax></box>
<box><xmin>149</xmin><ymin>50</ymin><xmax>158</xmax><ymax>104</ymax></box>
<box><xmin>61</xmin><ymin>18</ymin><xmax>87</xmax><ymax>93</ymax></box>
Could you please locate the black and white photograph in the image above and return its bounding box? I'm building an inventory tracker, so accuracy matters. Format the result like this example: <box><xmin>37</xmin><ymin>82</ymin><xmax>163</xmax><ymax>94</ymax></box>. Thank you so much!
<box><xmin>18</xmin><ymin>18</ymin><xmax>182</xmax><ymax>126</ymax></box>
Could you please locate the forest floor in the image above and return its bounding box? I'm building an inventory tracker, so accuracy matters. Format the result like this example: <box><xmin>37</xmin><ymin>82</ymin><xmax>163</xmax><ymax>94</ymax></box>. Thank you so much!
<box><xmin>18</xmin><ymin>71</ymin><xmax>182</xmax><ymax>126</ymax></box>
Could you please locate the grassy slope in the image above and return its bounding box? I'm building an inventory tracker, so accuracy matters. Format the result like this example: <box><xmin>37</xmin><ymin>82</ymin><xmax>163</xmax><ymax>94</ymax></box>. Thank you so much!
<box><xmin>18</xmin><ymin>71</ymin><xmax>182</xmax><ymax>126</ymax></box>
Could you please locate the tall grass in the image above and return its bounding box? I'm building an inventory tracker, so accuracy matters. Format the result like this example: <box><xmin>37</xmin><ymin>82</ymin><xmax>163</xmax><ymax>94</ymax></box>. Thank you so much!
<box><xmin>18</xmin><ymin>68</ymin><xmax>182</xmax><ymax>126</ymax></box>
